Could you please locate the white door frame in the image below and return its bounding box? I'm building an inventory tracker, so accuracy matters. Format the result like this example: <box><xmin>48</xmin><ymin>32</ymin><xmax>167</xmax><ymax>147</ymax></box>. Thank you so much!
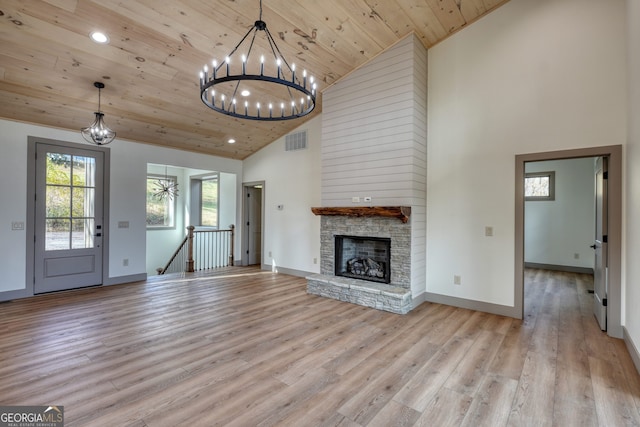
<box><xmin>25</xmin><ymin>137</ymin><xmax>111</xmax><ymax>297</ymax></box>
<box><xmin>515</xmin><ymin>145</ymin><xmax>622</xmax><ymax>338</ymax></box>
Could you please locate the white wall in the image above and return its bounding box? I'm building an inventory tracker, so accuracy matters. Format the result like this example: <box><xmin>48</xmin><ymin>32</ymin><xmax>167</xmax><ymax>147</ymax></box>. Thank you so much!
<box><xmin>427</xmin><ymin>0</ymin><xmax>626</xmax><ymax>306</ymax></box>
<box><xmin>625</xmin><ymin>0</ymin><xmax>640</xmax><ymax>352</ymax></box>
<box><xmin>0</xmin><ymin>118</ymin><xmax>242</xmax><ymax>296</ymax></box>
<box><xmin>242</xmin><ymin>115</ymin><xmax>322</xmax><ymax>274</ymax></box>
<box><xmin>524</xmin><ymin>158</ymin><xmax>596</xmax><ymax>270</ymax></box>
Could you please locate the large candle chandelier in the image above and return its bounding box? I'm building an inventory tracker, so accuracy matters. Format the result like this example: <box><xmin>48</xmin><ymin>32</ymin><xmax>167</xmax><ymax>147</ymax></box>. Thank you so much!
<box><xmin>198</xmin><ymin>0</ymin><xmax>317</xmax><ymax>121</ymax></box>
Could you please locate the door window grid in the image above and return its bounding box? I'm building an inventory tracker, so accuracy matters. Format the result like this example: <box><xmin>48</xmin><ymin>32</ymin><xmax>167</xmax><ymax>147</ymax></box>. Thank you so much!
<box><xmin>45</xmin><ymin>153</ymin><xmax>96</xmax><ymax>251</ymax></box>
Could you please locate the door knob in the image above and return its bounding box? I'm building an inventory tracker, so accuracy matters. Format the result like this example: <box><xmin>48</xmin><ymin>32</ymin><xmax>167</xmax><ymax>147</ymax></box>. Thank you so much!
<box><xmin>590</xmin><ymin>244</ymin><xmax>596</xmax><ymax>249</ymax></box>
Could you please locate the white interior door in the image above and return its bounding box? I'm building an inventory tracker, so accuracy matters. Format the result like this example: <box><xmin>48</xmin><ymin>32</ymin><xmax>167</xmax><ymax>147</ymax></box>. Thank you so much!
<box><xmin>34</xmin><ymin>143</ymin><xmax>104</xmax><ymax>293</ymax></box>
<box><xmin>593</xmin><ymin>156</ymin><xmax>608</xmax><ymax>330</ymax></box>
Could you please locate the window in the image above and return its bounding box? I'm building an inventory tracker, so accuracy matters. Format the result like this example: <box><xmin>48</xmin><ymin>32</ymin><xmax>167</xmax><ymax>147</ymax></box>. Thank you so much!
<box><xmin>146</xmin><ymin>174</ymin><xmax>177</xmax><ymax>228</ymax></box>
<box><xmin>525</xmin><ymin>171</ymin><xmax>555</xmax><ymax>201</ymax></box>
<box><xmin>200</xmin><ymin>176</ymin><xmax>219</xmax><ymax>227</ymax></box>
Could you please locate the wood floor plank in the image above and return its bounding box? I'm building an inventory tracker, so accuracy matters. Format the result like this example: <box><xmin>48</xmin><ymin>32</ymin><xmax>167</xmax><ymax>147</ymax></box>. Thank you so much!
<box><xmin>0</xmin><ymin>267</ymin><xmax>638</xmax><ymax>426</ymax></box>
<box><xmin>338</xmin><ymin>334</ymin><xmax>439</xmax><ymax>424</ymax></box>
<box><xmin>413</xmin><ymin>387</ymin><xmax>473</xmax><ymax>427</ymax></box>
<box><xmin>393</xmin><ymin>335</ymin><xmax>475</xmax><ymax>411</ymax></box>
<box><xmin>590</xmin><ymin>355</ymin><xmax>640</xmax><ymax>426</ymax></box>
<box><xmin>460</xmin><ymin>373</ymin><xmax>519</xmax><ymax>427</ymax></box>
<box><xmin>507</xmin><ymin>350</ymin><xmax>557</xmax><ymax>426</ymax></box>
<box><xmin>444</xmin><ymin>329</ymin><xmax>506</xmax><ymax>396</ymax></box>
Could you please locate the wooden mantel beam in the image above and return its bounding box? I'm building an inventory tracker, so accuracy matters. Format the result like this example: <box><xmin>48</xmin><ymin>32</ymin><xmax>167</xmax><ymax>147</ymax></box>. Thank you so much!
<box><xmin>311</xmin><ymin>206</ymin><xmax>411</xmax><ymax>223</ymax></box>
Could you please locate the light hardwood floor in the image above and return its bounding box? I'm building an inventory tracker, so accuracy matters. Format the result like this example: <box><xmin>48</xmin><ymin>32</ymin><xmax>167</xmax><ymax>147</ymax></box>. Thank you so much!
<box><xmin>1</xmin><ymin>268</ymin><xmax>639</xmax><ymax>426</ymax></box>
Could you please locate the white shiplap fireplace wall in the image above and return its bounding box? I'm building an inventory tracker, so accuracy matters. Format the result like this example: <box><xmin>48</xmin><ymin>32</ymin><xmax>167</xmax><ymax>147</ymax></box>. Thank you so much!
<box><xmin>310</xmin><ymin>33</ymin><xmax>427</xmax><ymax>310</ymax></box>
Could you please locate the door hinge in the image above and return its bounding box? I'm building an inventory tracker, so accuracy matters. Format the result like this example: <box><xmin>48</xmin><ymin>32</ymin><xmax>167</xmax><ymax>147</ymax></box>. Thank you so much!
<box><xmin>603</xmin><ymin>235</ymin><xmax>608</xmax><ymax>243</ymax></box>
<box><xmin>603</xmin><ymin>298</ymin><xmax>607</xmax><ymax>307</ymax></box>
<box><xmin>246</xmin><ymin>221</ymin><xmax>250</xmax><ymax>226</ymax></box>
<box><xmin>603</xmin><ymin>171</ymin><xmax>608</xmax><ymax>179</ymax></box>
<box><xmin>247</xmin><ymin>193</ymin><xmax>250</xmax><ymax>198</ymax></box>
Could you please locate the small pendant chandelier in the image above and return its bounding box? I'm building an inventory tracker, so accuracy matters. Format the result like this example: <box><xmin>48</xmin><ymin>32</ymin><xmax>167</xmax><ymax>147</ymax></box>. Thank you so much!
<box><xmin>81</xmin><ymin>81</ymin><xmax>116</xmax><ymax>145</ymax></box>
<box><xmin>153</xmin><ymin>166</ymin><xmax>179</xmax><ymax>201</ymax></box>
<box><xmin>198</xmin><ymin>0</ymin><xmax>317</xmax><ymax>121</ymax></box>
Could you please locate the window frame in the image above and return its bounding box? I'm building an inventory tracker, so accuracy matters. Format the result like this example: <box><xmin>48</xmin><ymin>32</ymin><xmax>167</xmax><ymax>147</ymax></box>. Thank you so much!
<box><xmin>199</xmin><ymin>175</ymin><xmax>219</xmax><ymax>228</ymax></box>
<box><xmin>146</xmin><ymin>173</ymin><xmax>178</xmax><ymax>230</ymax></box>
<box><xmin>524</xmin><ymin>171</ymin><xmax>556</xmax><ymax>201</ymax></box>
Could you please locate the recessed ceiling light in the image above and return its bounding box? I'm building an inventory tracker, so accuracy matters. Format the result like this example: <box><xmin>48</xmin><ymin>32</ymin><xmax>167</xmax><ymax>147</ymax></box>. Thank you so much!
<box><xmin>90</xmin><ymin>31</ymin><xmax>109</xmax><ymax>44</ymax></box>
<box><xmin>240</xmin><ymin>90</ymin><xmax>250</xmax><ymax>97</ymax></box>
<box><xmin>228</xmin><ymin>138</ymin><xmax>236</xmax><ymax>144</ymax></box>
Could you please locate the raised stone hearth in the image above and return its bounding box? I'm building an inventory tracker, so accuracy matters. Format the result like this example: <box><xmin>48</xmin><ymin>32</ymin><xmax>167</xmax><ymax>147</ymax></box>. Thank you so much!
<box><xmin>307</xmin><ymin>208</ymin><xmax>413</xmax><ymax>314</ymax></box>
<box><xmin>306</xmin><ymin>274</ymin><xmax>411</xmax><ymax>314</ymax></box>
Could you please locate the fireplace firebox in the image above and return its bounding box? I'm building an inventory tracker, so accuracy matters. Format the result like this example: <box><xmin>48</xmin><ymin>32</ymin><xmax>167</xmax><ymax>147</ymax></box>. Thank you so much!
<box><xmin>334</xmin><ymin>235</ymin><xmax>391</xmax><ymax>284</ymax></box>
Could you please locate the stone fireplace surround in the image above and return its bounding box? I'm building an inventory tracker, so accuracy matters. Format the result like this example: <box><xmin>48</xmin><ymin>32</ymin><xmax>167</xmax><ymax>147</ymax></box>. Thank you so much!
<box><xmin>306</xmin><ymin>207</ymin><xmax>412</xmax><ymax>314</ymax></box>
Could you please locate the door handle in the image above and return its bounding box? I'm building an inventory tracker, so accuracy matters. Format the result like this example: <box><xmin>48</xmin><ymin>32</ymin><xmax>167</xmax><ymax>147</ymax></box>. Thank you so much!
<box><xmin>95</xmin><ymin>233</ymin><xmax>102</xmax><ymax>237</ymax></box>
<box><xmin>590</xmin><ymin>244</ymin><xmax>596</xmax><ymax>249</ymax></box>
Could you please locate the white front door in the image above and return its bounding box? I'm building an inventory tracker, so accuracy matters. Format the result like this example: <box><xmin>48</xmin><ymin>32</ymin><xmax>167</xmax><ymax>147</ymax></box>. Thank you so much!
<box><xmin>593</xmin><ymin>156</ymin><xmax>608</xmax><ymax>330</ymax></box>
<box><xmin>34</xmin><ymin>143</ymin><xmax>104</xmax><ymax>293</ymax></box>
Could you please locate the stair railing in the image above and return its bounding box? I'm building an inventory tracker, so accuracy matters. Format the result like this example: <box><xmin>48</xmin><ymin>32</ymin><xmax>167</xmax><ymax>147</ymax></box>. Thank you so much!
<box><xmin>158</xmin><ymin>224</ymin><xmax>235</xmax><ymax>274</ymax></box>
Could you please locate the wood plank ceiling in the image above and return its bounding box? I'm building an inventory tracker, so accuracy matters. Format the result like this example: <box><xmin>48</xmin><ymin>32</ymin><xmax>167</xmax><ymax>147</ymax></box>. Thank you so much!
<box><xmin>0</xmin><ymin>0</ymin><xmax>509</xmax><ymax>160</ymax></box>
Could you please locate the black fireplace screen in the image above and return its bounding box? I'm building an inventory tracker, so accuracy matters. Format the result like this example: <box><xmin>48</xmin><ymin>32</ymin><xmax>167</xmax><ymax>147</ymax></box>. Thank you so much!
<box><xmin>334</xmin><ymin>235</ymin><xmax>391</xmax><ymax>284</ymax></box>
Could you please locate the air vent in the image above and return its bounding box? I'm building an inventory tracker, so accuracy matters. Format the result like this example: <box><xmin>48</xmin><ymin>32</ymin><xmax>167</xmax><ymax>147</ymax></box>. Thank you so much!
<box><xmin>285</xmin><ymin>130</ymin><xmax>307</xmax><ymax>151</ymax></box>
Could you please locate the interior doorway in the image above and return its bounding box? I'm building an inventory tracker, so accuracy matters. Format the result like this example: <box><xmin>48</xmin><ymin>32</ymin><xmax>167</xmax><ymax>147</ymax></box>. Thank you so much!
<box><xmin>515</xmin><ymin>145</ymin><xmax>622</xmax><ymax>338</ymax></box>
<box><xmin>242</xmin><ymin>182</ymin><xmax>264</xmax><ymax>266</ymax></box>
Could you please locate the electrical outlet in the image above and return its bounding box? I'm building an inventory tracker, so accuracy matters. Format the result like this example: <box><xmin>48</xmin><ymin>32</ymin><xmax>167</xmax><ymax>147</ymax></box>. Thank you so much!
<box><xmin>454</xmin><ymin>275</ymin><xmax>461</xmax><ymax>285</ymax></box>
<box><xmin>269</xmin><ymin>251</ymin><xmax>272</xmax><ymax>258</ymax></box>
<box><xmin>485</xmin><ymin>226</ymin><xmax>493</xmax><ymax>237</ymax></box>
<box><xmin>11</xmin><ymin>221</ymin><xmax>24</xmax><ymax>231</ymax></box>
<box><xmin>123</xmin><ymin>259</ymin><xmax>129</xmax><ymax>267</ymax></box>
<box><xmin>313</xmin><ymin>257</ymin><xmax>318</xmax><ymax>264</ymax></box>
<box><xmin>352</xmin><ymin>196</ymin><xmax>360</xmax><ymax>203</ymax></box>
<box><xmin>574</xmin><ymin>253</ymin><xmax>580</xmax><ymax>259</ymax></box>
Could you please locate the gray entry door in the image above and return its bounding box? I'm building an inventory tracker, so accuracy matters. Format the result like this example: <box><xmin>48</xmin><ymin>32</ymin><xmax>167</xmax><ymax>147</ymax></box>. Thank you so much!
<box><xmin>593</xmin><ymin>156</ymin><xmax>608</xmax><ymax>331</ymax></box>
<box><xmin>34</xmin><ymin>143</ymin><xmax>104</xmax><ymax>293</ymax></box>
<box><xmin>245</xmin><ymin>186</ymin><xmax>262</xmax><ymax>266</ymax></box>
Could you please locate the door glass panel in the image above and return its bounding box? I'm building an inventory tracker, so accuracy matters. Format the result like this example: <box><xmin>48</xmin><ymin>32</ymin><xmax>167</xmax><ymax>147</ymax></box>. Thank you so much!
<box><xmin>46</xmin><ymin>219</ymin><xmax>71</xmax><ymax>250</ymax></box>
<box><xmin>72</xmin><ymin>156</ymin><xmax>96</xmax><ymax>187</ymax></box>
<box><xmin>72</xmin><ymin>188</ymin><xmax>95</xmax><ymax>217</ymax></box>
<box><xmin>46</xmin><ymin>153</ymin><xmax>71</xmax><ymax>185</ymax></box>
<box><xmin>45</xmin><ymin>151</ymin><xmax>97</xmax><ymax>251</ymax></box>
<box><xmin>46</xmin><ymin>186</ymin><xmax>71</xmax><ymax>217</ymax></box>
<box><xmin>72</xmin><ymin>219</ymin><xmax>95</xmax><ymax>249</ymax></box>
